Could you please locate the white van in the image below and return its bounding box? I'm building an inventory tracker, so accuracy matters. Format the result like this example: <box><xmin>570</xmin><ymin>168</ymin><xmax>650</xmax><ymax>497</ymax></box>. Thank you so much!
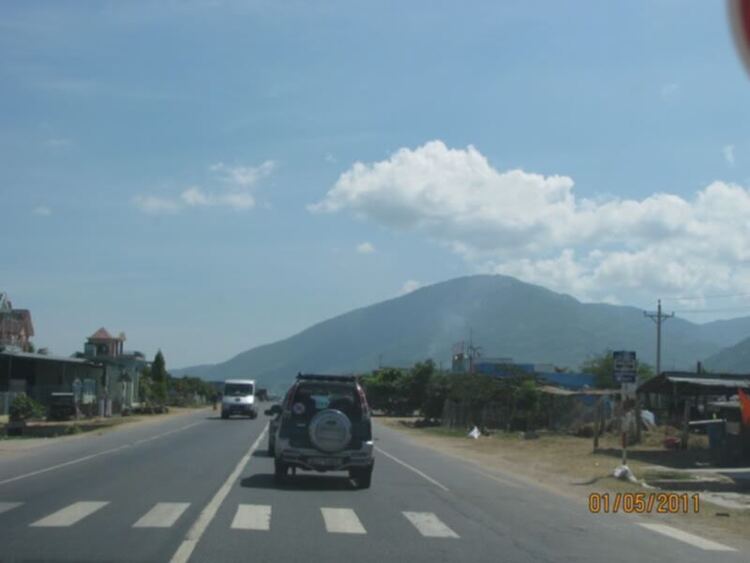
<box><xmin>221</xmin><ymin>379</ymin><xmax>257</xmax><ymax>419</ymax></box>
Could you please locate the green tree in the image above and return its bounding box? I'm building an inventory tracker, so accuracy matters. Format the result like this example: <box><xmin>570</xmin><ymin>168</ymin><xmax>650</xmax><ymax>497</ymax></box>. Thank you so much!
<box><xmin>138</xmin><ymin>364</ymin><xmax>153</xmax><ymax>405</ymax></box>
<box><xmin>151</xmin><ymin>351</ymin><xmax>168</xmax><ymax>405</ymax></box>
<box><xmin>407</xmin><ymin>360</ymin><xmax>435</xmax><ymax>413</ymax></box>
<box><xmin>167</xmin><ymin>375</ymin><xmax>215</xmax><ymax>406</ymax></box>
<box><xmin>9</xmin><ymin>394</ymin><xmax>45</xmax><ymax>422</ymax></box>
<box><xmin>422</xmin><ymin>372</ymin><xmax>450</xmax><ymax>420</ymax></box>
<box><xmin>581</xmin><ymin>350</ymin><xmax>655</xmax><ymax>389</ymax></box>
<box><xmin>360</xmin><ymin>368</ymin><xmax>411</xmax><ymax>415</ymax></box>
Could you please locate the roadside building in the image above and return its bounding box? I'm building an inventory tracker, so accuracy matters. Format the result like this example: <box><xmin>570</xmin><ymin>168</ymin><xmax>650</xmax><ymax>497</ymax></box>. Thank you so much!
<box><xmin>0</xmin><ymin>351</ymin><xmax>104</xmax><ymax>415</ymax></box>
<box><xmin>467</xmin><ymin>356</ymin><xmax>596</xmax><ymax>391</ymax></box>
<box><xmin>79</xmin><ymin>328</ymin><xmax>148</xmax><ymax>412</ymax></box>
<box><xmin>0</xmin><ymin>292</ymin><xmax>34</xmax><ymax>353</ymax></box>
<box><xmin>537</xmin><ymin>371</ymin><xmax>596</xmax><ymax>390</ymax></box>
<box><xmin>638</xmin><ymin>371</ymin><xmax>750</xmax><ymax>463</ymax></box>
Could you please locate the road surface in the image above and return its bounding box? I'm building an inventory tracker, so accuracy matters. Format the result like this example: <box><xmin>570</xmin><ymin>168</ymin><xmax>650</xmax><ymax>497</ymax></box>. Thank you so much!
<box><xmin>0</xmin><ymin>408</ymin><xmax>745</xmax><ymax>562</ymax></box>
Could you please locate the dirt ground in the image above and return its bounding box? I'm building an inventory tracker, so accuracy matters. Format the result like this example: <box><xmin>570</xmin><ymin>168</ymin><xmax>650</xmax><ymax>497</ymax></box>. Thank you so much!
<box><xmin>378</xmin><ymin>417</ymin><xmax>750</xmax><ymax>545</ymax></box>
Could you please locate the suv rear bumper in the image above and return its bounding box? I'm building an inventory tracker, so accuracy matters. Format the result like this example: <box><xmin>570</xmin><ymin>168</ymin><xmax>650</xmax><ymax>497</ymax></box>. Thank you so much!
<box><xmin>277</xmin><ymin>439</ymin><xmax>374</xmax><ymax>472</ymax></box>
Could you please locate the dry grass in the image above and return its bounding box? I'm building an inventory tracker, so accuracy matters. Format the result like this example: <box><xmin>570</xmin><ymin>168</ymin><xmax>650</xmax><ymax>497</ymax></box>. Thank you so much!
<box><xmin>378</xmin><ymin>417</ymin><xmax>750</xmax><ymax>544</ymax></box>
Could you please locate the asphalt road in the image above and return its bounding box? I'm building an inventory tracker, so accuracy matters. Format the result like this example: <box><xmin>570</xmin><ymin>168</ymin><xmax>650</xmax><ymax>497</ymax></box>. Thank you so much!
<box><xmin>0</xmin><ymin>407</ymin><xmax>746</xmax><ymax>563</ymax></box>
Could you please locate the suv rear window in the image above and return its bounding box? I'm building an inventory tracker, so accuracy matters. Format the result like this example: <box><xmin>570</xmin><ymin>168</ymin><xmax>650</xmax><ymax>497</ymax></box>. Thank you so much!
<box><xmin>291</xmin><ymin>382</ymin><xmax>361</xmax><ymax>421</ymax></box>
<box><xmin>225</xmin><ymin>383</ymin><xmax>254</xmax><ymax>396</ymax></box>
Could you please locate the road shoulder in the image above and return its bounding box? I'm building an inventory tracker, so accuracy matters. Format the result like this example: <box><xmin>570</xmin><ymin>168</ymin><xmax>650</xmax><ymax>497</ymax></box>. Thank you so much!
<box><xmin>0</xmin><ymin>407</ymin><xmax>210</xmax><ymax>456</ymax></box>
<box><xmin>375</xmin><ymin>417</ymin><xmax>750</xmax><ymax>549</ymax></box>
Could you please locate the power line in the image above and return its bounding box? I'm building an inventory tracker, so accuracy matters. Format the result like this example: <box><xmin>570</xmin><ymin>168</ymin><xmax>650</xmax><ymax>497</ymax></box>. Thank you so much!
<box><xmin>673</xmin><ymin>306</ymin><xmax>750</xmax><ymax>314</ymax></box>
<box><xmin>666</xmin><ymin>291</ymin><xmax>750</xmax><ymax>301</ymax></box>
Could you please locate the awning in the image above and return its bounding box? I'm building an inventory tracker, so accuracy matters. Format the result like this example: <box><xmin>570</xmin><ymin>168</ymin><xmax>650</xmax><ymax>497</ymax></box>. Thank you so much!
<box><xmin>539</xmin><ymin>385</ymin><xmax>618</xmax><ymax>397</ymax></box>
<box><xmin>638</xmin><ymin>373</ymin><xmax>750</xmax><ymax>395</ymax></box>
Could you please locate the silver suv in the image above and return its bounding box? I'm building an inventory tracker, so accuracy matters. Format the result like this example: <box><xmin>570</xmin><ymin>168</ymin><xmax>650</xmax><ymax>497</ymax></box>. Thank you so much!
<box><xmin>269</xmin><ymin>374</ymin><xmax>374</xmax><ymax>489</ymax></box>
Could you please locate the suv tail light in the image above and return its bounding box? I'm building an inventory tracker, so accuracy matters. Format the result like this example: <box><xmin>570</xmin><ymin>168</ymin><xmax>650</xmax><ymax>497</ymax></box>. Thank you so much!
<box><xmin>357</xmin><ymin>384</ymin><xmax>370</xmax><ymax>421</ymax></box>
<box><xmin>282</xmin><ymin>383</ymin><xmax>297</xmax><ymax>420</ymax></box>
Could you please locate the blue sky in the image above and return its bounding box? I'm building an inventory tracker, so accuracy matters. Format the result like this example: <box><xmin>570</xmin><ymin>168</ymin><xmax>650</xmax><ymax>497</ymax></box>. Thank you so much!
<box><xmin>2</xmin><ymin>0</ymin><xmax>750</xmax><ymax>368</ymax></box>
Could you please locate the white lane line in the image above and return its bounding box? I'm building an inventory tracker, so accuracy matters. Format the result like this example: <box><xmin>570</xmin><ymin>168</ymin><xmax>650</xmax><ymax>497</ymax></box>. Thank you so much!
<box><xmin>170</xmin><ymin>425</ymin><xmax>268</xmax><ymax>563</ymax></box>
<box><xmin>403</xmin><ymin>511</ymin><xmax>459</xmax><ymax>538</ymax></box>
<box><xmin>320</xmin><ymin>508</ymin><xmax>367</xmax><ymax>534</ymax></box>
<box><xmin>133</xmin><ymin>502</ymin><xmax>190</xmax><ymax>528</ymax></box>
<box><xmin>31</xmin><ymin>501</ymin><xmax>109</xmax><ymax>527</ymax></box>
<box><xmin>637</xmin><ymin>523</ymin><xmax>736</xmax><ymax>552</ymax></box>
<box><xmin>0</xmin><ymin>502</ymin><xmax>23</xmax><ymax>515</ymax></box>
<box><xmin>470</xmin><ymin>467</ymin><xmax>520</xmax><ymax>489</ymax></box>
<box><xmin>231</xmin><ymin>504</ymin><xmax>271</xmax><ymax>531</ymax></box>
<box><xmin>0</xmin><ymin>445</ymin><xmax>130</xmax><ymax>487</ymax></box>
<box><xmin>133</xmin><ymin>422</ymin><xmax>202</xmax><ymax>446</ymax></box>
<box><xmin>0</xmin><ymin>420</ymin><xmax>203</xmax><ymax>487</ymax></box>
<box><xmin>374</xmin><ymin>446</ymin><xmax>449</xmax><ymax>492</ymax></box>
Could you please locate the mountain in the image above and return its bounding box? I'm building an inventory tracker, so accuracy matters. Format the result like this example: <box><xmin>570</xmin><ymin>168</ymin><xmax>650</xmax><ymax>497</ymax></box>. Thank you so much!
<box><xmin>703</xmin><ymin>337</ymin><xmax>750</xmax><ymax>374</ymax></box>
<box><xmin>172</xmin><ymin>275</ymin><xmax>750</xmax><ymax>391</ymax></box>
<box><xmin>696</xmin><ymin>316</ymin><xmax>750</xmax><ymax>349</ymax></box>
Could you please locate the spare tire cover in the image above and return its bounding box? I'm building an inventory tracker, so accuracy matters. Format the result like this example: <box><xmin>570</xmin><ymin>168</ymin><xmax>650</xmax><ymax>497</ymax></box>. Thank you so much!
<box><xmin>309</xmin><ymin>409</ymin><xmax>352</xmax><ymax>453</ymax></box>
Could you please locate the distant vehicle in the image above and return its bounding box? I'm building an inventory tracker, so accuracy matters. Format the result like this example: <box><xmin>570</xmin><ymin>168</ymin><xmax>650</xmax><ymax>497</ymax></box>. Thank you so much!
<box><xmin>271</xmin><ymin>373</ymin><xmax>374</xmax><ymax>489</ymax></box>
<box><xmin>221</xmin><ymin>379</ymin><xmax>257</xmax><ymax>419</ymax></box>
<box><xmin>48</xmin><ymin>392</ymin><xmax>76</xmax><ymax>421</ymax></box>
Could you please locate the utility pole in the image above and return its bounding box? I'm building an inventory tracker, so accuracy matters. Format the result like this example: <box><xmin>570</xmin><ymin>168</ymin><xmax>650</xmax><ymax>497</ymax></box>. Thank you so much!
<box><xmin>644</xmin><ymin>299</ymin><xmax>674</xmax><ymax>376</ymax></box>
<box><xmin>467</xmin><ymin>328</ymin><xmax>481</xmax><ymax>374</ymax></box>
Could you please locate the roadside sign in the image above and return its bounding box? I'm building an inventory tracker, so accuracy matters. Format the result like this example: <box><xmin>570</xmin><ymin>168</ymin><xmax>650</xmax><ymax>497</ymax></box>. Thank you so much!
<box><xmin>613</xmin><ymin>351</ymin><xmax>637</xmax><ymax>384</ymax></box>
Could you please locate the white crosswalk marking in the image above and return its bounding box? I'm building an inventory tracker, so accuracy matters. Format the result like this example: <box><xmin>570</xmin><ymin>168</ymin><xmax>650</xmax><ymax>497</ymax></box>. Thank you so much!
<box><xmin>0</xmin><ymin>502</ymin><xmax>23</xmax><ymax>515</ymax></box>
<box><xmin>231</xmin><ymin>504</ymin><xmax>271</xmax><ymax>531</ymax></box>
<box><xmin>31</xmin><ymin>501</ymin><xmax>109</xmax><ymax>527</ymax></box>
<box><xmin>133</xmin><ymin>503</ymin><xmax>190</xmax><ymax>528</ymax></box>
<box><xmin>403</xmin><ymin>512</ymin><xmax>459</xmax><ymax>538</ymax></box>
<box><xmin>320</xmin><ymin>508</ymin><xmax>366</xmax><ymax>534</ymax></box>
<box><xmin>637</xmin><ymin>523</ymin><xmax>736</xmax><ymax>551</ymax></box>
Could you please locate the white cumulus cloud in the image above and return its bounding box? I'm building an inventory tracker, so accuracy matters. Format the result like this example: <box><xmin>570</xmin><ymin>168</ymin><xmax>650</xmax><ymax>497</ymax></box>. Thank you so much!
<box><xmin>44</xmin><ymin>138</ymin><xmax>72</xmax><ymax>149</ymax></box>
<box><xmin>356</xmin><ymin>242</ymin><xmax>376</xmax><ymax>254</ymax></box>
<box><xmin>133</xmin><ymin>195</ymin><xmax>182</xmax><ymax>214</ymax></box>
<box><xmin>660</xmin><ymin>83</ymin><xmax>680</xmax><ymax>101</ymax></box>
<box><xmin>134</xmin><ymin>160</ymin><xmax>271</xmax><ymax>214</ymax></box>
<box><xmin>210</xmin><ymin>160</ymin><xmax>275</xmax><ymax>188</ymax></box>
<box><xmin>724</xmin><ymin>144</ymin><xmax>735</xmax><ymax>166</ymax></box>
<box><xmin>399</xmin><ymin>280</ymin><xmax>423</xmax><ymax>295</ymax></box>
<box><xmin>32</xmin><ymin>205</ymin><xmax>52</xmax><ymax>216</ymax></box>
<box><xmin>311</xmin><ymin>140</ymin><xmax>750</xmax><ymax>306</ymax></box>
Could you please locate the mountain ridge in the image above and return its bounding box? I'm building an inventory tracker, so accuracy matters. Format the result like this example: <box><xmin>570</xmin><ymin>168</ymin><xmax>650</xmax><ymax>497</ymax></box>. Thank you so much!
<box><xmin>172</xmin><ymin>275</ymin><xmax>750</xmax><ymax>389</ymax></box>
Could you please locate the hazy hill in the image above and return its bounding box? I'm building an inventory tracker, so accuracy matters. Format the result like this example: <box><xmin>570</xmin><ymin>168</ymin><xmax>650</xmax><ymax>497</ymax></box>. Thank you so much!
<box><xmin>703</xmin><ymin>336</ymin><xmax>750</xmax><ymax>374</ymax></box>
<box><xmin>173</xmin><ymin>275</ymin><xmax>750</xmax><ymax>391</ymax></box>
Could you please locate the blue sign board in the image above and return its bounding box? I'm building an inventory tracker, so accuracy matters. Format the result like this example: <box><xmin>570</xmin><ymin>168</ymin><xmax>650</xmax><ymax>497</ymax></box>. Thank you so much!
<box><xmin>613</xmin><ymin>351</ymin><xmax>637</xmax><ymax>384</ymax></box>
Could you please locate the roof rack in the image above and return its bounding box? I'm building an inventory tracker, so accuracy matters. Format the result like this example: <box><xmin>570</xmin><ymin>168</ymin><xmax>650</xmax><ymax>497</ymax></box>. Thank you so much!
<box><xmin>296</xmin><ymin>373</ymin><xmax>358</xmax><ymax>382</ymax></box>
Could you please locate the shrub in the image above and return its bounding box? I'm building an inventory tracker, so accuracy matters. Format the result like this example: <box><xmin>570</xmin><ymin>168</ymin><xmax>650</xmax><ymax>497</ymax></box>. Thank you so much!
<box><xmin>65</xmin><ymin>424</ymin><xmax>82</xmax><ymax>435</ymax></box>
<box><xmin>9</xmin><ymin>395</ymin><xmax>45</xmax><ymax>422</ymax></box>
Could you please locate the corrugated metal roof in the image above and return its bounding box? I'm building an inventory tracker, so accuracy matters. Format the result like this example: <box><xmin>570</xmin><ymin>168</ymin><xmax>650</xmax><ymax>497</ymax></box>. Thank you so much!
<box><xmin>0</xmin><ymin>351</ymin><xmax>101</xmax><ymax>366</ymax></box>
<box><xmin>667</xmin><ymin>376</ymin><xmax>750</xmax><ymax>388</ymax></box>
<box><xmin>539</xmin><ymin>385</ymin><xmax>617</xmax><ymax>396</ymax></box>
<box><xmin>638</xmin><ymin>373</ymin><xmax>750</xmax><ymax>394</ymax></box>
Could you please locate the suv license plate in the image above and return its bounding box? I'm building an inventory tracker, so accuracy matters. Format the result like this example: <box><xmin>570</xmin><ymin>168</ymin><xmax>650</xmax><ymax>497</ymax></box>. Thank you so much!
<box><xmin>309</xmin><ymin>457</ymin><xmax>339</xmax><ymax>467</ymax></box>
